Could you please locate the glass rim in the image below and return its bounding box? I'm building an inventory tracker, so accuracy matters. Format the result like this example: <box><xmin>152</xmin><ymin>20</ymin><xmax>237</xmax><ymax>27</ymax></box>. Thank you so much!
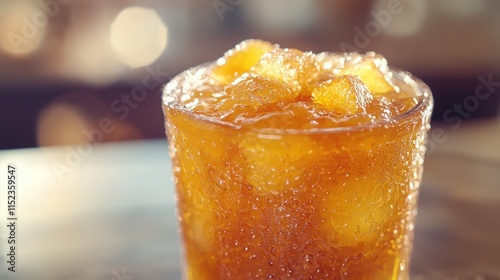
<box><xmin>163</xmin><ymin>67</ymin><xmax>434</xmax><ymax>135</ymax></box>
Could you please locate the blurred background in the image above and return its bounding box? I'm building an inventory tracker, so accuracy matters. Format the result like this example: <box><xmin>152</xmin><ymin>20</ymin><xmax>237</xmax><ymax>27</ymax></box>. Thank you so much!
<box><xmin>1</xmin><ymin>1</ymin><xmax>500</xmax><ymax>279</ymax></box>
<box><xmin>0</xmin><ymin>0</ymin><xmax>499</xmax><ymax>149</ymax></box>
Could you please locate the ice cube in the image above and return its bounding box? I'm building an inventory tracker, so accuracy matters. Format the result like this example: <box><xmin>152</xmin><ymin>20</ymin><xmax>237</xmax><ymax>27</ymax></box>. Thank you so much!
<box><xmin>184</xmin><ymin>207</ymin><xmax>216</xmax><ymax>252</ymax></box>
<box><xmin>321</xmin><ymin>176</ymin><xmax>393</xmax><ymax>246</ymax></box>
<box><xmin>252</xmin><ymin>48</ymin><xmax>319</xmax><ymax>95</ymax></box>
<box><xmin>240</xmin><ymin>133</ymin><xmax>315</xmax><ymax>194</ymax></box>
<box><xmin>312</xmin><ymin>75</ymin><xmax>373</xmax><ymax>116</ymax></box>
<box><xmin>340</xmin><ymin>52</ymin><xmax>395</xmax><ymax>95</ymax></box>
<box><xmin>298</xmin><ymin>52</ymin><xmax>353</xmax><ymax>98</ymax></box>
<box><xmin>225</xmin><ymin>74</ymin><xmax>296</xmax><ymax>108</ymax></box>
<box><xmin>212</xmin><ymin>39</ymin><xmax>275</xmax><ymax>84</ymax></box>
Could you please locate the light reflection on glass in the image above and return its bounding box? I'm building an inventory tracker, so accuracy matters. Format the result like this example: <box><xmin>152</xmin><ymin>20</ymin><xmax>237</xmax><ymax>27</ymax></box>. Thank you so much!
<box><xmin>110</xmin><ymin>7</ymin><xmax>168</xmax><ymax>68</ymax></box>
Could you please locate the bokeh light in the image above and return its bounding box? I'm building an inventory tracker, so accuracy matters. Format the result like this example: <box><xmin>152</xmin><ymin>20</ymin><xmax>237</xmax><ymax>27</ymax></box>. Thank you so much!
<box><xmin>37</xmin><ymin>92</ymin><xmax>144</xmax><ymax>147</ymax></box>
<box><xmin>0</xmin><ymin>2</ymin><xmax>47</xmax><ymax>57</ymax></box>
<box><xmin>110</xmin><ymin>7</ymin><xmax>168</xmax><ymax>68</ymax></box>
<box><xmin>37</xmin><ymin>102</ymin><xmax>92</xmax><ymax>147</ymax></box>
<box><xmin>64</xmin><ymin>26</ymin><xmax>124</xmax><ymax>86</ymax></box>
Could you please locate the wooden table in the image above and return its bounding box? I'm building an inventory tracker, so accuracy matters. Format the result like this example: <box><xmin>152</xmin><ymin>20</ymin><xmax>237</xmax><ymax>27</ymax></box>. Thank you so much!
<box><xmin>0</xmin><ymin>118</ymin><xmax>499</xmax><ymax>279</ymax></box>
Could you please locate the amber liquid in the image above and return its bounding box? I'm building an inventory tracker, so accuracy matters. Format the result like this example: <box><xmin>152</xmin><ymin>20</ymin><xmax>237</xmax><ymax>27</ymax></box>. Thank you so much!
<box><xmin>164</xmin><ymin>67</ymin><xmax>432</xmax><ymax>279</ymax></box>
<box><xmin>165</xmin><ymin>107</ymin><xmax>429</xmax><ymax>279</ymax></box>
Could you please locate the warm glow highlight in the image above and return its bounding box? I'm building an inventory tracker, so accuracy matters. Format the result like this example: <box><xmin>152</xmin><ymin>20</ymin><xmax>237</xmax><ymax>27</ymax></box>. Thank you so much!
<box><xmin>37</xmin><ymin>103</ymin><xmax>91</xmax><ymax>147</ymax></box>
<box><xmin>110</xmin><ymin>7</ymin><xmax>168</xmax><ymax>68</ymax></box>
<box><xmin>0</xmin><ymin>2</ymin><xmax>46</xmax><ymax>56</ymax></box>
